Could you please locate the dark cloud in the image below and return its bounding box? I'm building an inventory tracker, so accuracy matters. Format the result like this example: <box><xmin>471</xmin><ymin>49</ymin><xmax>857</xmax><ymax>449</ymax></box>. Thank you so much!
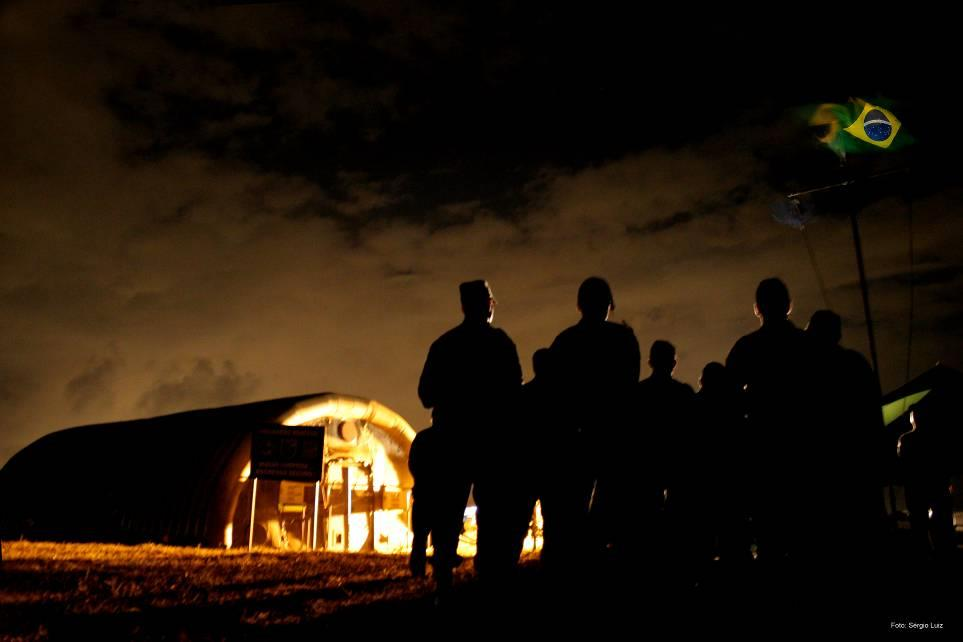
<box><xmin>65</xmin><ymin>353</ymin><xmax>121</xmax><ymax>412</ymax></box>
<box><xmin>628</xmin><ymin>211</ymin><xmax>694</xmax><ymax>236</ymax></box>
<box><xmin>865</xmin><ymin>265</ymin><xmax>963</xmax><ymax>289</ymax></box>
<box><xmin>628</xmin><ymin>183</ymin><xmax>753</xmax><ymax>236</ymax></box>
<box><xmin>137</xmin><ymin>358</ymin><xmax>260</xmax><ymax>416</ymax></box>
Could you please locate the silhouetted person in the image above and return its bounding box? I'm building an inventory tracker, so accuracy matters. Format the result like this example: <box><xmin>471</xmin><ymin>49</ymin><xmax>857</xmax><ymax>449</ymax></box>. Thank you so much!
<box><xmin>635</xmin><ymin>340</ymin><xmax>695</xmax><ymax>572</ymax></box>
<box><xmin>418</xmin><ymin>280</ymin><xmax>522</xmax><ymax>590</ymax></box>
<box><xmin>505</xmin><ymin>348</ymin><xmax>555</xmax><ymax>565</ymax></box>
<box><xmin>469</xmin><ymin>346</ymin><xmax>552</xmax><ymax>580</ymax></box>
<box><xmin>806</xmin><ymin>310</ymin><xmax>886</xmax><ymax>563</ymax></box>
<box><xmin>679</xmin><ymin>362</ymin><xmax>752</xmax><ymax>573</ymax></box>
<box><xmin>726</xmin><ymin>278</ymin><xmax>816</xmax><ymax>564</ymax></box>
<box><xmin>898</xmin><ymin>403</ymin><xmax>956</xmax><ymax>559</ymax></box>
<box><xmin>408</xmin><ymin>425</ymin><xmax>446</xmax><ymax>578</ymax></box>
<box><xmin>549</xmin><ymin>277</ymin><xmax>640</xmax><ymax>566</ymax></box>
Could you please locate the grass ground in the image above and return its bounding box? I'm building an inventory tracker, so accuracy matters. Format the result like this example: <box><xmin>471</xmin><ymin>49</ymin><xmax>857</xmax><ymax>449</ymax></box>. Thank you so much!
<box><xmin>0</xmin><ymin>542</ymin><xmax>445</xmax><ymax>640</ymax></box>
<box><xmin>1</xmin><ymin>537</ymin><xmax>960</xmax><ymax>640</ymax></box>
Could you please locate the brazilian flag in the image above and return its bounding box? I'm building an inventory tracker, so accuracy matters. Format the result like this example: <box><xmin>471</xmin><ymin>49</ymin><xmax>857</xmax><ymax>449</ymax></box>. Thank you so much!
<box><xmin>844</xmin><ymin>102</ymin><xmax>901</xmax><ymax>148</ymax></box>
<box><xmin>805</xmin><ymin>98</ymin><xmax>911</xmax><ymax>158</ymax></box>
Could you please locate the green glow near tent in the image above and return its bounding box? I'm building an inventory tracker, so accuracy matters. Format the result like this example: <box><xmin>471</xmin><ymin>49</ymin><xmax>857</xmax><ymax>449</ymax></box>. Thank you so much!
<box><xmin>881</xmin><ymin>389</ymin><xmax>931</xmax><ymax>426</ymax></box>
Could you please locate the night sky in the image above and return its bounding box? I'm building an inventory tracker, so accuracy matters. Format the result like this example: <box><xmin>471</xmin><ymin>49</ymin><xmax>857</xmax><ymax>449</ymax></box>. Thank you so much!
<box><xmin>2</xmin><ymin>2</ymin><xmax>961</xmax><ymax>465</ymax></box>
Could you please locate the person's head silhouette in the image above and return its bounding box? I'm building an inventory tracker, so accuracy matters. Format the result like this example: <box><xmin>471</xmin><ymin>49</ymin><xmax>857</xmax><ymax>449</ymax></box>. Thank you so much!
<box><xmin>648</xmin><ymin>340</ymin><xmax>676</xmax><ymax>376</ymax></box>
<box><xmin>699</xmin><ymin>361</ymin><xmax>727</xmax><ymax>391</ymax></box>
<box><xmin>806</xmin><ymin>309</ymin><xmax>842</xmax><ymax>346</ymax></box>
<box><xmin>460</xmin><ymin>280</ymin><xmax>495</xmax><ymax>324</ymax></box>
<box><xmin>577</xmin><ymin>276</ymin><xmax>614</xmax><ymax>323</ymax></box>
<box><xmin>754</xmin><ymin>278</ymin><xmax>792</xmax><ymax>323</ymax></box>
<box><xmin>532</xmin><ymin>347</ymin><xmax>553</xmax><ymax>380</ymax></box>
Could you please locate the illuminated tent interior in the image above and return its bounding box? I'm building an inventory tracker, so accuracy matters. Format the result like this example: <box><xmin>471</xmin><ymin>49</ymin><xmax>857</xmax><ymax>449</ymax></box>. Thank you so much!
<box><xmin>0</xmin><ymin>394</ymin><xmax>417</xmax><ymax>553</ymax></box>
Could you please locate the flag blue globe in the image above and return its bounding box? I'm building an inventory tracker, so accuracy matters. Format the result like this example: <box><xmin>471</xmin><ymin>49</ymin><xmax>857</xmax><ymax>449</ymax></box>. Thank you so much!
<box><xmin>863</xmin><ymin>109</ymin><xmax>892</xmax><ymax>142</ymax></box>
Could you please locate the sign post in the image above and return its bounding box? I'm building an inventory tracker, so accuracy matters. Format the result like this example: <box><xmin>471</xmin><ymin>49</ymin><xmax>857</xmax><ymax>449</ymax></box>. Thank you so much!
<box><xmin>248</xmin><ymin>477</ymin><xmax>258</xmax><ymax>549</ymax></box>
<box><xmin>313</xmin><ymin>480</ymin><xmax>321</xmax><ymax>550</ymax></box>
<box><xmin>343</xmin><ymin>466</ymin><xmax>351</xmax><ymax>551</ymax></box>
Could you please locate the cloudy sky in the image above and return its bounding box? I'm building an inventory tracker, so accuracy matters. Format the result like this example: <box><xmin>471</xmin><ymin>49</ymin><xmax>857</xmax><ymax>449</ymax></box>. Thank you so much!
<box><xmin>2</xmin><ymin>2</ymin><xmax>961</xmax><ymax>465</ymax></box>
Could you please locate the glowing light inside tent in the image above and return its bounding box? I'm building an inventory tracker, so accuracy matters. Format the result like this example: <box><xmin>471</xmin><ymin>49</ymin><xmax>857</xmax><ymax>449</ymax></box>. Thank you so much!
<box><xmin>279</xmin><ymin>395</ymin><xmax>417</xmax><ymax>444</ymax></box>
<box><xmin>522</xmin><ymin>501</ymin><xmax>544</xmax><ymax>553</ymax></box>
<box><xmin>458</xmin><ymin>506</ymin><xmax>478</xmax><ymax>558</ymax></box>
<box><xmin>322</xmin><ymin>458</ymin><xmax>412</xmax><ymax>554</ymax></box>
<box><xmin>453</xmin><ymin>503</ymin><xmax>543</xmax><ymax>557</ymax></box>
<box><xmin>230</xmin><ymin>394</ymin><xmax>440</xmax><ymax>554</ymax></box>
<box><xmin>276</xmin><ymin>395</ymin><xmax>416</xmax><ymax>553</ymax></box>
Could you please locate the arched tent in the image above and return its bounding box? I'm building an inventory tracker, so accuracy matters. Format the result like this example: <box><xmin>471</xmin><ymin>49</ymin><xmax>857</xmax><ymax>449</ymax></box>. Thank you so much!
<box><xmin>878</xmin><ymin>364</ymin><xmax>963</xmax><ymax>521</ymax></box>
<box><xmin>882</xmin><ymin>364</ymin><xmax>963</xmax><ymax>427</ymax></box>
<box><xmin>0</xmin><ymin>394</ymin><xmax>416</xmax><ymax>551</ymax></box>
<box><xmin>882</xmin><ymin>364</ymin><xmax>963</xmax><ymax>464</ymax></box>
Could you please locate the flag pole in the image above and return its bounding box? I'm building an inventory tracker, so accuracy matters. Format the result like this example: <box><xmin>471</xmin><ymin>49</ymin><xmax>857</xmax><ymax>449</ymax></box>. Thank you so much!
<box><xmin>786</xmin><ymin>168</ymin><xmax>907</xmax><ymax>380</ymax></box>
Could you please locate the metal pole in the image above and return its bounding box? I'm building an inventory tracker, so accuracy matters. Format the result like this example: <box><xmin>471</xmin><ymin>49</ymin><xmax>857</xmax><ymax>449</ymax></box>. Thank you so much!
<box><xmin>343</xmin><ymin>467</ymin><xmax>351</xmax><ymax>551</ymax></box>
<box><xmin>850</xmin><ymin>211</ymin><xmax>881</xmax><ymax>377</ymax></box>
<box><xmin>313</xmin><ymin>480</ymin><xmax>320</xmax><ymax>551</ymax></box>
<box><xmin>366</xmin><ymin>468</ymin><xmax>376</xmax><ymax>553</ymax></box>
<box><xmin>248</xmin><ymin>477</ymin><xmax>258</xmax><ymax>550</ymax></box>
<box><xmin>327</xmin><ymin>498</ymin><xmax>333</xmax><ymax>551</ymax></box>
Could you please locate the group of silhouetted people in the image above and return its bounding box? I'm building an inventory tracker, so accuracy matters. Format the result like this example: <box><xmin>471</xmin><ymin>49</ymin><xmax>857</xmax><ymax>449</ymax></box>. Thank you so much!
<box><xmin>408</xmin><ymin>275</ymin><xmax>954</xmax><ymax>599</ymax></box>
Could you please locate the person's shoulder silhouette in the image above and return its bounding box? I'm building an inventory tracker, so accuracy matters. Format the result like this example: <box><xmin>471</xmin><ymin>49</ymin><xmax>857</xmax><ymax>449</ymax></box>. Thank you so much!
<box><xmin>726</xmin><ymin>278</ymin><xmax>811</xmax><ymax>404</ymax></box>
<box><xmin>805</xmin><ymin>308</ymin><xmax>881</xmax><ymax>435</ymax></box>
<box><xmin>637</xmin><ymin>340</ymin><xmax>695</xmax><ymax>397</ymax></box>
<box><xmin>522</xmin><ymin>348</ymin><xmax>554</xmax><ymax>399</ymax></box>
<box><xmin>418</xmin><ymin>280</ymin><xmax>522</xmax><ymax>428</ymax></box>
<box><xmin>636</xmin><ymin>340</ymin><xmax>695</xmax><ymax>466</ymax></box>
<box><xmin>551</xmin><ymin>276</ymin><xmax>641</xmax><ymax>393</ymax></box>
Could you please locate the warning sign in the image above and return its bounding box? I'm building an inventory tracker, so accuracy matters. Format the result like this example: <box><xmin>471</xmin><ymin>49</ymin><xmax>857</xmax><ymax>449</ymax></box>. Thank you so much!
<box><xmin>251</xmin><ymin>425</ymin><xmax>323</xmax><ymax>482</ymax></box>
<box><xmin>279</xmin><ymin>480</ymin><xmax>313</xmax><ymax>505</ymax></box>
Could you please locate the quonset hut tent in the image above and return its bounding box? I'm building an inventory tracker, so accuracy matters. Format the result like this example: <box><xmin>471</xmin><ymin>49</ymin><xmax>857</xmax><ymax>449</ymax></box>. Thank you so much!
<box><xmin>0</xmin><ymin>394</ymin><xmax>416</xmax><ymax>551</ymax></box>
<box><xmin>879</xmin><ymin>364</ymin><xmax>963</xmax><ymax>522</ymax></box>
<box><xmin>881</xmin><ymin>364</ymin><xmax>963</xmax><ymax>470</ymax></box>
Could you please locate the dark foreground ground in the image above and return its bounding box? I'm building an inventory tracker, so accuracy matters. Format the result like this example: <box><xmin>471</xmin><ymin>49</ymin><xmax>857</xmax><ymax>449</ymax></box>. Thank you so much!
<box><xmin>1</xmin><ymin>533</ymin><xmax>960</xmax><ymax>640</ymax></box>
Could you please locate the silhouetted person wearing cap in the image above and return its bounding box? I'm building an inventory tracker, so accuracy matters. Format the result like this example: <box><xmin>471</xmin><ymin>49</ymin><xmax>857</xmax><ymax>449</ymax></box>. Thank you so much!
<box><xmin>806</xmin><ymin>310</ymin><xmax>886</xmax><ymax>564</ymax></box>
<box><xmin>549</xmin><ymin>277</ymin><xmax>640</xmax><ymax>567</ymax></box>
<box><xmin>634</xmin><ymin>340</ymin><xmax>695</xmax><ymax>572</ymax></box>
<box><xmin>726</xmin><ymin>278</ymin><xmax>816</xmax><ymax>565</ymax></box>
<box><xmin>418</xmin><ymin>280</ymin><xmax>522</xmax><ymax>591</ymax></box>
